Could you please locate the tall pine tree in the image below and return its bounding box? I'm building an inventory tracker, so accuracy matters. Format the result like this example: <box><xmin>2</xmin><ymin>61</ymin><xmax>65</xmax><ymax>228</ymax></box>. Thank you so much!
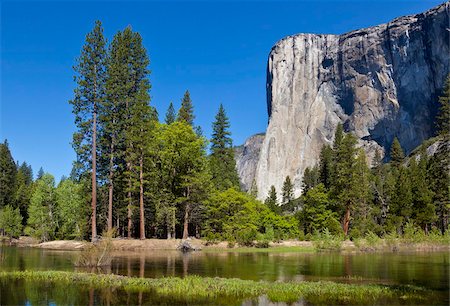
<box><xmin>177</xmin><ymin>90</ymin><xmax>195</xmax><ymax>126</ymax></box>
<box><xmin>165</xmin><ymin>102</ymin><xmax>176</xmax><ymax>124</ymax></box>
<box><xmin>209</xmin><ymin>104</ymin><xmax>240</xmax><ymax>190</ymax></box>
<box><xmin>0</xmin><ymin>140</ymin><xmax>17</xmax><ymax>209</ymax></box>
<box><xmin>70</xmin><ymin>20</ymin><xmax>107</xmax><ymax>241</ymax></box>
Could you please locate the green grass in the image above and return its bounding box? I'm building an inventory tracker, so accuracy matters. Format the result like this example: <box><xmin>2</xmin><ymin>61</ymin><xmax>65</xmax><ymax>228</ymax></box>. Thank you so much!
<box><xmin>0</xmin><ymin>270</ymin><xmax>434</xmax><ymax>304</ymax></box>
<box><xmin>204</xmin><ymin>245</ymin><xmax>315</xmax><ymax>253</ymax></box>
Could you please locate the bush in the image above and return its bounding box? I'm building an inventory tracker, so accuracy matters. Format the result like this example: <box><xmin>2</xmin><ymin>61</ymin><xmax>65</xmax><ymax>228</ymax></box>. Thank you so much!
<box><xmin>255</xmin><ymin>240</ymin><xmax>269</xmax><ymax>248</ymax></box>
<box><xmin>312</xmin><ymin>228</ymin><xmax>342</xmax><ymax>252</ymax></box>
<box><xmin>75</xmin><ymin>230</ymin><xmax>114</xmax><ymax>267</ymax></box>
<box><xmin>236</xmin><ymin>228</ymin><xmax>257</xmax><ymax>246</ymax></box>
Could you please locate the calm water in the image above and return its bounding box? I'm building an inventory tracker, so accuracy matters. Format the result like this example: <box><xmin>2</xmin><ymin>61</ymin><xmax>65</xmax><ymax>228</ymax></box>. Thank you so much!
<box><xmin>0</xmin><ymin>246</ymin><xmax>448</xmax><ymax>305</ymax></box>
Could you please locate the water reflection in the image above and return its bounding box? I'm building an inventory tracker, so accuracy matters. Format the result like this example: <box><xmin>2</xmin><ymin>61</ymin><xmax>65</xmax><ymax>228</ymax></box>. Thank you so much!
<box><xmin>0</xmin><ymin>246</ymin><xmax>449</xmax><ymax>305</ymax></box>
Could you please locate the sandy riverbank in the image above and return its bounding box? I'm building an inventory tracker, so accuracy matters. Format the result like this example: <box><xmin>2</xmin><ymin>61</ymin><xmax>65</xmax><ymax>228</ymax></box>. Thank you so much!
<box><xmin>8</xmin><ymin>236</ymin><xmax>448</xmax><ymax>253</ymax></box>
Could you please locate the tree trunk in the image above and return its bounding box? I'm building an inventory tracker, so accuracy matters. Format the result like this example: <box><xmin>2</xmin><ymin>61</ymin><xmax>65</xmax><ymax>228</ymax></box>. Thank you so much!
<box><xmin>183</xmin><ymin>203</ymin><xmax>190</xmax><ymax>239</ymax></box>
<box><xmin>91</xmin><ymin>109</ymin><xmax>97</xmax><ymax>242</ymax></box>
<box><xmin>139</xmin><ymin>155</ymin><xmax>145</xmax><ymax>240</ymax></box>
<box><xmin>107</xmin><ymin>140</ymin><xmax>114</xmax><ymax>231</ymax></box>
<box><xmin>167</xmin><ymin>222</ymin><xmax>171</xmax><ymax>239</ymax></box>
<box><xmin>343</xmin><ymin>206</ymin><xmax>350</xmax><ymax>236</ymax></box>
<box><xmin>127</xmin><ymin>160</ymin><xmax>133</xmax><ymax>239</ymax></box>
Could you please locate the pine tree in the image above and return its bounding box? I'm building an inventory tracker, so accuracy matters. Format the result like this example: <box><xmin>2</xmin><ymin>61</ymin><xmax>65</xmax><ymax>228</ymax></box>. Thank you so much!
<box><xmin>177</xmin><ymin>90</ymin><xmax>194</xmax><ymax>126</ymax></box>
<box><xmin>0</xmin><ymin>205</ymin><xmax>22</xmax><ymax>241</ymax></box>
<box><xmin>265</xmin><ymin>185</ymin><xmax>279</xmax><ymax>214</ymax></box>
<box><xmin>318</xmin><ymin>145</ymin><xmax>333</xmax><ymax>190</ymax></box>
<box><xmin>410</xmin><ymin>152</ymin><xmax>435</xmax><ymax>233</ymax></box>
<box><xmin>390</xmin><ymin>137</ymin><xmax>404</xmax><ymax>166</ymax></box>
<box><xmin>37</xmin><ymin>167</ymin><xmax>45</xmax><ymax>180</ymax></box>
<box><xmin>14</xmin><ymin>162</ymin><xmax>33</xmax><ymax>225</ymax></box>
<box><xmin>302</xmin><ymin>165</ymin><xmax>319</xmax><ymax>194</ymax></box>
<box><xmin>436</xmin><ymin>75</ymin><xmax>450</xmax><ymax>138</ymax></box>
<box><xmin>209</xmin><ymin>104</ymin><xmax>240</xmax><ymax>190</ymax></box>
<box><xmin>331</xmin><ymin>133</ymin><xmax>359</xmax><ymax>236</ymax></box>
<box><xmin>0</xmin><ymin>140</ymin><xmax>17</xmax><ymax>209</ymax></box>
<box><xmin>333</xmin><ymin>123</ymin><xmax>344</xmax><ymax>150</ymax></box>
<box><xmin>69</xmin><ymin>20</ymin><xmax>107</xmax><ymax>241</ymax></box>
<box><xmin>281</xmin><ymin>176</ymin><xmax>294</xmax><ymax>205</ymax></box>
<box><xmin>165</xmin><ymin>102</ymin><xmax>176</xmax><ymax>124</ymax></box>
<box><xmin>122</xmin><ymin>28</ymin><xmax>153</xmax><ymax>240</ymax></box>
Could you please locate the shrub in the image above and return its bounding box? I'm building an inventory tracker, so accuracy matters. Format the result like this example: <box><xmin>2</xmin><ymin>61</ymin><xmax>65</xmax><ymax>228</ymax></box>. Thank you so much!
<box><xmin>75</xmin><ymin>229</ymin><xmax>114</xmax><ymax>267</ymax></box>
<box><xmin>312</xmin><ymin>228</ymin><xmax>342</xmax><ymax>252</ymax></box>
<box><xmin>235</xmin><ymin>228</ymin><xmax>257</xmax><ymax>246</ymax></box>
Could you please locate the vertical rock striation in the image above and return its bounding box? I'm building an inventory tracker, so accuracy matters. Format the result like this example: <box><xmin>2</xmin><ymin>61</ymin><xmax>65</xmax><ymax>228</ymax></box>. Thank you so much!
<box><xmin>235</xmin><ymin>133</ymin><xmax>265</xmax><ymax>191</ymax></box>
<box><xmin>251</xmin><ymin>3</ymin><xmax>449</xmax><ymax>199</ymax></box>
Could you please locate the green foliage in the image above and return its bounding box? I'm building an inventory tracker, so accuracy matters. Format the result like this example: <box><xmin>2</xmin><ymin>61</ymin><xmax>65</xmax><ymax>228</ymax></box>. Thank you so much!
<box><xmin>70</xmin><ymin>20</ymin><xmax>107</xmax><ymax>175</ymax></box>
<box><xmin>209</xmin><ymin>104</ymin><xmax>240</xmax><ymax>191</ymax></box>
<box><xmin>312</xmin><ymin>229</ymin><xmax>343</xmax><ymax>252</ymax></box>
<box><xmin>299</xmin><ymin>184</ymin><xmax>341</xmax><ymax>235</ymax></box>
<box><xmin>264</xmin><ymin>185</ymin><xmax>279</xmax><ymax>214</ymax></box>
<box><xmin>204</xmin><ymin>188</ymin><xmax>298</xmax><ymax>243</ymax></box>
<box><xmin>177</xmin><ymin>90</ymin><xmax>195</xmax><ymax>126</ymax></box>
<box><xmin>0</xmin><ymin>205</ymin><xmax>23</xmax><ymax>239</ymax></box>
<box><xmin>55</xmin><ymin>179</ymin><xmax>88</xmax><ymax>239</ymax></box>
<box><xmin>302</xmin><ymin>165</ymin><xmax>319</xmax><ymax>193</ymax></box>
<box><xmin>0</xmin><ymin>270</ymin><xmax>433</xmax><ymax>305</ymax></box>
<box><xmin>26</xmin><ymin>174</ymin><xmax>57</xmax><ymax>241</ymax></box>
<box><xmin>165</xmin><ymin>101</ymin><xmax>176</xmax><ymax>124</ymax></box>
<box><xmin>436</xmin><ymin>75</ymin><xmax>450</xmax><ymax>138</ymax></box>
<box><xmin>281</xmin><ymin>176</ymin><xmax>294</xmax><ymax>205</ymax></box>
<box><xmin>0</xmin><ymin>140</ymin><xmax>17</xmax><ymax>209</ymax></box>
<box><xmin>390</xmin><ymin>137</ymin><xmax>404</xmax><ymax>166</ymax></box>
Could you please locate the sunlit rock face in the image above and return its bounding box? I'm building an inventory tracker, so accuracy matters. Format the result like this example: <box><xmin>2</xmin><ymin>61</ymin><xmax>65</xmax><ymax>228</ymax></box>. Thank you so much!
<box><xmin>235</xmin><ymin>133</ymin><xmax>265</xmax><ymax>191</ymax></box>
<box><xmin>251</xmin><ymin>3</ymin><xmax>449</xmax><ymax>199</ymax></box>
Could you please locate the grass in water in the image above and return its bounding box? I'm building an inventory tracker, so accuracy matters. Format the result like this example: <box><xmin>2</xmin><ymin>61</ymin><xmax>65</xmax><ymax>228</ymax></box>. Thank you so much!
<box><xmin>0</xmin><ymin>270</ymin><xmax>434</xmax><ymax>304</ymax></box>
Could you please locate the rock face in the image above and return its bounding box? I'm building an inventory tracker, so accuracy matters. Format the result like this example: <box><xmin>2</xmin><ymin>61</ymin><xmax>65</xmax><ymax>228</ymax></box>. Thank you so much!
<box><xmin>251</xmin><ymin>3</ymin><xmax>449</xmax><ymax>199</ymax></box>
<box><xmin>235</xmin><ymin>133</ymin><xmax>265</xmax><ymax>191</ymax></box>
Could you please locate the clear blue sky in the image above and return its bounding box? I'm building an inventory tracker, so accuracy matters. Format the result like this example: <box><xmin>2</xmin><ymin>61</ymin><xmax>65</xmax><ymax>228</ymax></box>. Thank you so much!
<box><xmin>1</xmin><ymin>0</ymin><xmax>443</xmax><ymax>180</ymax></box>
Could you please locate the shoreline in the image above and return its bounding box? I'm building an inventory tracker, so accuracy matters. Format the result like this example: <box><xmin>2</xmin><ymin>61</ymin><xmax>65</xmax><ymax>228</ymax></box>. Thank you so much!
<box><xmin>6</xmin><ymin>236</ymin><xmax>449</xmax><ymax>253</ymax></box>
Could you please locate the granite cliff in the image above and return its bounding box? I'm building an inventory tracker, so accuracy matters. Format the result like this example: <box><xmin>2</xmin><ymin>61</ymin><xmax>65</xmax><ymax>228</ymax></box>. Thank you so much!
<box><xmin>237</xmin><ymin>3</ymin><xmax>449</xmax><ymax>199</ymax></box>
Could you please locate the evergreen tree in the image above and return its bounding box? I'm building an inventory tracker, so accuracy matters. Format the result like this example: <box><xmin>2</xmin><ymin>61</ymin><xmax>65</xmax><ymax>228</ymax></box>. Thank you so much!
<box><xmin>14</xmin><ymin>162</ymin><xmax>33</xmax><ymax>225</ymax></box>
<box><xmin>331</xmin><ymin>133</ymin><xmax>359</xmax><ymax>236</ymax></box>
<box><xmin>436</xmin><ymin>75</ymin><xmax>450</xmax><ymax>138</ymax></box>
<box><xmin>318</xmin><ymin>145</ymin><xmax>333</xmax><ymax>189</ymax></box>
<box><xmin>0</xmin><ymin>140</ymin><xmax>17</xmax><ymax>209</ymax></box>
<box><xmin>333</xmin><ymin>123</ymin><xmax>344</xmax><ymax>150</ymax></box>
<box><xmin>410</xmin><ymin>153</ymin><xmax>435</xmax><ymax>233</ymax></box>
<box><xmin>388</xmin><ymin>165</ymin><xmax>412</xmax><ymax>233</ymax></box>
<box><xmin>209</xmin><ymin>104</ymin><xmax>240</xmax><ymax>190</ymax></box>
<box><xmin>302</xmin><ymin>165</ymin><xmax>319</xmax><ymax>194</ymax></box>
<box><xmin>69</xmin><ymin>20</ymin><xmax>107</xmax><ymax>241</ymax></box>
<box><xmin>177</xmin><ymin>90</ymin><xmax>194</xmax><ymax>126</ymax></box>
<box><xmin>37</xmin><ymin>167</ymin><xmax>45</xmax><ymax>180</ymax></box>
<box><xmin>165</xmin><ymin>102</ymin><xmax>176</xmax><ymax>124</ymax></box>
<box><xmin>300</xmin><ymin>184</ymin><xmax>339</xmax><ymax>234</ymax></box>
<box><xmin>281</xmin><ymin>176</ymin><xmax>294</xmax><ymax>205</ymax></box>
<box><xmin>428</xmin><ymin>143</ymin><xmax>450</xmax><ymax>233</ymax></box>
<box><xmin>390</xmin><ymin>137</ymin><xmax>404</xmax><ymax>166</ymax></box>
<box><xmin>265</xmin><ymin>185</ymin><xmax>279</xmax><ymax>214</ymax></box>
<box><xmin>122</xmin><ymin>29</ymin><xmax>153</xmax><ymax>240</ymax></box>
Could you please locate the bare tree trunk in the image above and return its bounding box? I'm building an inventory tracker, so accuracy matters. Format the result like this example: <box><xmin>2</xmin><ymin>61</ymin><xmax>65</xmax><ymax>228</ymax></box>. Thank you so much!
<box><xmin>139</xmin><ymin>155</ymin><xmax>145</xmax><ymax>239</ymax></box>
<box><xmin>108</xmin><ymin>141</ymin><xmax>114</xmax><ymax>231</ymax></box>
<box><xmin>91</xmin><ymin>108</ymin><xmax>97</xmax><ymax>242</ymax></box>
<box><xmin>127</xmin><ymin>183</ymin><xmax>132</xmax><ymax>239</ymax></box>
<box><xmin>343</xmin><ymin>206</ymin><xmax>350</xmax><ymax>236</ymax></box>
<box><xmin>183</xmin><ymin>203</ymin><xmax>190</xmax><ymax>239</ymax></box>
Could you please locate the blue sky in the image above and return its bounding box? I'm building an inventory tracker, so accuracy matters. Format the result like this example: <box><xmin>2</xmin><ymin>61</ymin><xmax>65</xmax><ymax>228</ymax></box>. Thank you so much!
<box><xmin>1</xmin><ymin>0</ymin><xmax>443</xmax><ymax>180</ymax></box>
